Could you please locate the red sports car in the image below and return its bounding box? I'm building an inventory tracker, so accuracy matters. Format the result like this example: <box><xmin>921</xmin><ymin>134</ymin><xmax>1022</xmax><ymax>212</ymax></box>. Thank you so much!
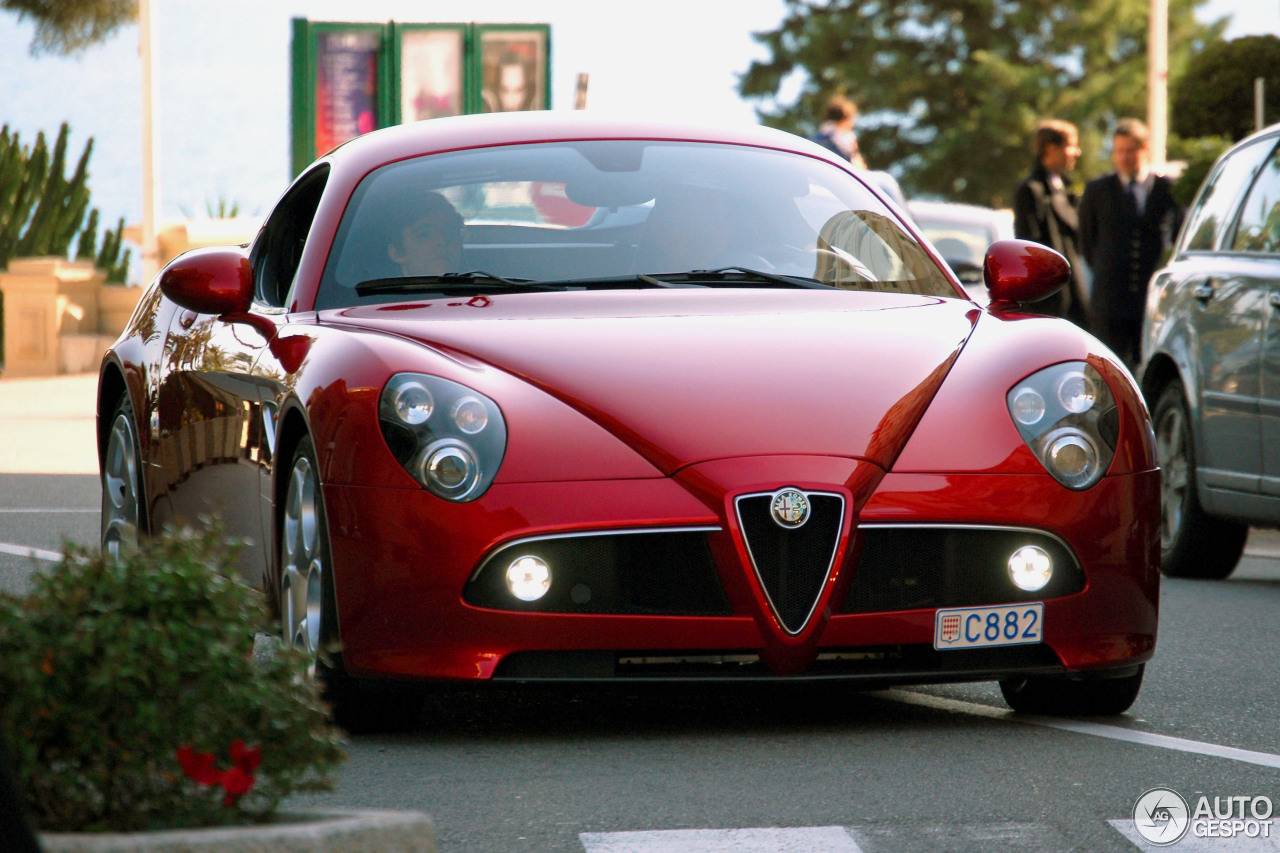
<box><xmin>97</xmin><ymin>113</ymin><xmax>1158</xmax><ymax>724</ymax></box>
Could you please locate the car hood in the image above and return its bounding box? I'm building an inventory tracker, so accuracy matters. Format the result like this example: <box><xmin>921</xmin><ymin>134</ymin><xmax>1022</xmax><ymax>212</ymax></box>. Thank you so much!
<box><xmin>324</xmin><ymin>289</ymin><xmax>979</xmax><ymax>474</ymax></box>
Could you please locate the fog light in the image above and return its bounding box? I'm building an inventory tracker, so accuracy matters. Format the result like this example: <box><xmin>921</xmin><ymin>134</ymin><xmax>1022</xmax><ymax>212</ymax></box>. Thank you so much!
<box><xmin>1009</xmin><ymin>545</ymin><xmax>1053</xmax><ymax>591</ymax></box>
<box><xmin>506</xmin><ymin>555</ymin><xmax>551</xmax><ymax>601</ymax></box>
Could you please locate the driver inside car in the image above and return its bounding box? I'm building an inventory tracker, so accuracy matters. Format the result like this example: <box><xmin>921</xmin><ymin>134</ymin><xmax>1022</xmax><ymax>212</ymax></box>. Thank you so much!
<box><xmin>385</xmin><ymin>189</ymin><xmax>465</xmax><ymax>277</ymax></box>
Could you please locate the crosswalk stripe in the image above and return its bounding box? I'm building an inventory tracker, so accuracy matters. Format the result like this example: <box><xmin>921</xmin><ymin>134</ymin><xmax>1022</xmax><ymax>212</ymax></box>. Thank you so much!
<box><xmin>579</xmin><ymin>826</ymin><xmax>864</xmax><ymax>852</ymax></box>
<box><xmin>581</xmin><ymin>822</ymin><xmax>1280</xmax><ymax>852</ymax></box>
<box><xmin>1111</xmin><ymin>819</ymin><xmax>1280</xmax><ymax>851</ymax></box>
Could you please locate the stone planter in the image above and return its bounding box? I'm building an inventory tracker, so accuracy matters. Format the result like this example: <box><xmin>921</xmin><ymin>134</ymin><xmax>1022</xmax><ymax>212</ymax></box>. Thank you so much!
<box><xmin>98</xmin><ymin>283</ymin><xmax>145</xmax><ymax>339</ymax></box>
<box><xmin>39</xmin><ymin>809</ymin><xmax>437</xmax><ymax>853</ymax></box>
<box><xmin>0</xmin><ymin>258</ymin><xmax>143</xmax><ymax>378</ymax></box>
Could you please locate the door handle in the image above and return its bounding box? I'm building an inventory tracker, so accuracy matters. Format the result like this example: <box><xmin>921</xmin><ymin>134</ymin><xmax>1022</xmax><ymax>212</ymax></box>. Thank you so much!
<box><xmin>1193</xmin><ymin>282</ymin><xmax>1215</xmax><ymax>303</ymax></box>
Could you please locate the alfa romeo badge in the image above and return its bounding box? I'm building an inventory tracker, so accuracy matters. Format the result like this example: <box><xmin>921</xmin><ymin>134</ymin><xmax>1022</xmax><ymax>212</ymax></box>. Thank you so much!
<box><xmin>770</xmin><ymin>488</ymin><xmax>811</xmax><ymax>529</ymax></box>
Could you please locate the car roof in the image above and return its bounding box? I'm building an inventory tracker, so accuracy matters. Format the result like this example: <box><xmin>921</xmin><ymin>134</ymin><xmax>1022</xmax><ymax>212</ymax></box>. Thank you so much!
<box><xmin>325</xmin><ymin>111</ymin><xmax>845</xmax><ymax>173</ymax></box>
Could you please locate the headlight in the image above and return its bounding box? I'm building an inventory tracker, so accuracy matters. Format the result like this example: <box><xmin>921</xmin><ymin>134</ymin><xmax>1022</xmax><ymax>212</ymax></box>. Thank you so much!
<box><xmin>1006</xmin><ymin>362</ymin><xmax>1117</xmax><ymax>490</ymax></box>
<box><xmin>379</xmin><ymin>374</ymin><xmax>507</xmax><ymax>501</ymax></box>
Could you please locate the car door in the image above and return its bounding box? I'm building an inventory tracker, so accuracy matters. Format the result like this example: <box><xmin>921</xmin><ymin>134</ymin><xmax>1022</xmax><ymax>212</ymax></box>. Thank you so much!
<box><xmin>154</xmin><ymin>166</ymin><xmax>329</xmax><ymax>585</ymax></box>
<box><xmin>1226</xmin><ymin>142</ymin><xmax>1280</xmax><ymax>498</ymax></box>
<box><xmin>1176</xmin><ymin>138</ymin><xmax>1275</xmax><ymax>498</ymax></box>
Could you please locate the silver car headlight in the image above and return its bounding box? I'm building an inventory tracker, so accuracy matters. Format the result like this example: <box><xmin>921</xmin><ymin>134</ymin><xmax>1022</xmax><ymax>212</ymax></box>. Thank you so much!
<box><xmin>1006</xmin><ymin>362</ymin><xmax>1118</xmax><ymax>490</ymax></box>
<box><xmin>378</xmin><ymin>374</ymin><xmax>507</xmax><ymax>501</ymax></box>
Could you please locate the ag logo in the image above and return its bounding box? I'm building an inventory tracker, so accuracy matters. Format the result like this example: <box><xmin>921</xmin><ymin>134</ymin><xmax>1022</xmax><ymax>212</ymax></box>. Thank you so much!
<box><xmin>770</xmin><ymin>488</ymin><xmax>810</xmax><ymax>529</ymax></box>
<box><xmin>1133</xmin><ymin>787</ymin><xmax>1190</xmax><ymax>846</ymax></box>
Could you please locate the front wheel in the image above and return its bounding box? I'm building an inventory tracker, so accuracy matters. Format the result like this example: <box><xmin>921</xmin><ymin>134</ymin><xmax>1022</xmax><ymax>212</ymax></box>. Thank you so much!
<box><xmin>279</xmin><ymin>436</ymin><xmax>418</xmax><ymax>732</ymax></box>
<box><xmin>101</xmin><ymin>393</ymin><xmax>147</xmax><ymax>558</ymax></box>
<box><xmin>999</xmin><ymin>665</ymin><xmax>1144</xmax><ymax>716</ymax></box>
<box><xmin>1151</xmin><ymin>383</ymin><xmax>1246</xmax><ymax>579</ymax></box>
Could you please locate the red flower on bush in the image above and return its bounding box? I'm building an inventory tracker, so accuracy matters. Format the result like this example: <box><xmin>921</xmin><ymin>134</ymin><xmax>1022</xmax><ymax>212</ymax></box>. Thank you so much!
<box><xmin>175</xmin><ymin>746</ymin><xmax>221</xmax><ymax>786</ymax></box>
<box><xmin>175</xmin><ymin>740</ymin><xmax>261</xmax><ymax>805</ymax></box>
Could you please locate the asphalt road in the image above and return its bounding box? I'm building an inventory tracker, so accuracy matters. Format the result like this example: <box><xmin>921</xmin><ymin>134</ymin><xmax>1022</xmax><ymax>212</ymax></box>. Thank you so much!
<box><xmin>3</xmin><ymin>460</ymin><xmax>1279</xmax><ymax>852</ymax></box>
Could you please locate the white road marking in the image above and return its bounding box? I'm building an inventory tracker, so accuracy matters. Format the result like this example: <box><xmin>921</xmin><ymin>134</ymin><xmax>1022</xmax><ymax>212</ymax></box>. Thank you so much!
<box><xmin>1111</xmin><ymin>819</ymin><xmax>1280</xmax><ymax>851</ymax></box>
<box><xmin>580</xmin><ymin>826</ymin><xmax>863</xmax><ymax>852</ymax></box>
<box><xmin>0</xmin><ymin>542</ymin><xmax>62</xmax><ymax>562</ymax></box>
<box><xmin>878</xmin><ymin>689</ymin><xmax>1280</xmax><ymax>769</ymax></box>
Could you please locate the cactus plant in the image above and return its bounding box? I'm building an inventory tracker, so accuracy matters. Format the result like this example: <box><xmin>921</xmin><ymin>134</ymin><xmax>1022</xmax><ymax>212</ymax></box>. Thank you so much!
<box><xmin>96</xmin><ymin>215</ymin><xmax>131</xmax><ymax>283</ymax></box>
<box><xmin>0</xmin><ymin>122</ymin><xmax>130</xmax><ymax>281</ymax></box>
<box><xmin>14</xmin><ymin>122</ymin><xmax>91</xmax><ymax>258</ymax></box>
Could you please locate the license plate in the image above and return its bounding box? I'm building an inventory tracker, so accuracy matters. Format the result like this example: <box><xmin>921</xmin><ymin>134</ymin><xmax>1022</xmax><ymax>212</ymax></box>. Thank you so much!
<box><xmin>934</xmin><ymin>603</ymin><xmax>1043</xmax><ymax>650</ymax></box>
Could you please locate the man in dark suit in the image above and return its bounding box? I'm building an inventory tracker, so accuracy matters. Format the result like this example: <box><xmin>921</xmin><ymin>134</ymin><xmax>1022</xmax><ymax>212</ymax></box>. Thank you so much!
<box><xmin>1078</xmin><ymin>118</ymin><xmax>1183</xmax><ymax>367</ymax></box>
<box><xmin>1013</xmin><ymin>119</ymin><xmax>1088</xmax><ymax>325</ymax></box>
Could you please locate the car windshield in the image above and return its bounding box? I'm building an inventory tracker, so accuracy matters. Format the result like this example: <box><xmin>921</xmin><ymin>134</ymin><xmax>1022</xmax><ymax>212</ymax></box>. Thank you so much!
<box><xmin>317</xmin><ymin>140</ymin><xmax>958</xmax><ymax>309</ymax></box>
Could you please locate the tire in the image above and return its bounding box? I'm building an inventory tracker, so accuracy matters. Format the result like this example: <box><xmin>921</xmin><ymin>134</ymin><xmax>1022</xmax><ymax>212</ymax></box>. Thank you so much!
<box><xmin>279</xmin><ymin>436</ymin><xmax>418</xmax><ymax>733</ymax></box>
<box><xmin>1151</xmin><ymin>383</ymin><xmax>1247</xmax><ymax>579</ymax></box>
<box><xmin>101</xmin><ymin>393</ymin><xmax>148</xmax><ymax>558</ymax></box>
<box><xmin>999</xmin><ymin>665</ymin><xmax>1144</xmax><ymax>716</ymax></box>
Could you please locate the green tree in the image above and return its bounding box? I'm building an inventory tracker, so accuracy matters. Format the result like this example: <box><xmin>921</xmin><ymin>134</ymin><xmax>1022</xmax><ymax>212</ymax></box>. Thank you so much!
<box><xmin>1171</xmin><ymin>35</ymin><xmax>1280</xmax><ymax>142</ymax></box>
<box><xmin>2</xmin><ymin>0</ymin><xmax>135</xmax><ymax>55</ymax></box>
<box><xmin>740</xmin><ymin>0</ymin><xmax>1225</xmax><ymax>207</ymax></box>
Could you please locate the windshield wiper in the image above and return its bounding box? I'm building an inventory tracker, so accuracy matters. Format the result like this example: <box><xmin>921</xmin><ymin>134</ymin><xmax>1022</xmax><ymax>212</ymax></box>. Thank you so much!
<box><xmin>355</xmin><ymin>267</ymin><xmax>832</xmax><ymax>296</ymax></box>
<box><xmin>355</xmin><ymin>271</ymin><xmax>552</xmax><ymax>296</ymax></box>
<box><xmin>654</xmin><ymin>267</ymin><xmax>831</xmax><ymax>289</ymax></box>
<box><xmin>524</xmin><ymin>269</ymin><xmax>831</xmax><ymax>290</ymax></box>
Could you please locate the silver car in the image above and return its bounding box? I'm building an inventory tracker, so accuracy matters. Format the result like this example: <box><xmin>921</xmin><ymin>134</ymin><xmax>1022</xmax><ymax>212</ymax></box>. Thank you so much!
<box><xmin>1140</xmin><ymin>124</ymin><xmax>1280</xmax><ymax>579</ymax></box>
<box><xmin>907</xmin><ymin>200</ymin><xmax>1015</xmax><ymax>292</ymax></box>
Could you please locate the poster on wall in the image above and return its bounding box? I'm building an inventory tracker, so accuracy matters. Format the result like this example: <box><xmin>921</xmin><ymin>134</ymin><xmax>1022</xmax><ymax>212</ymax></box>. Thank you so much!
<box><xmin>313</xmin><ymin>29</ymin><xmax>382</xmax><ymax>158</ymax></box>
<box><xmin>291</xmin><ymin>19</ymin><xmax>551</xmax><ymax>176</ymax></box>
<box><xmin>476</xmin><ymin>26</ymin><xmax>549</xmax><ymax>113</ymax></box>
<box><xmin>398</xmin><ymin>26</ymin><xmax>466</xmax><ymax>121</ymax></box>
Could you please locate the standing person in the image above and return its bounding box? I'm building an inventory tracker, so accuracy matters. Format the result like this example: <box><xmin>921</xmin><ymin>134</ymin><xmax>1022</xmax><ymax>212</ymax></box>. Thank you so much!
<box><xmin>1012</xmin><ymin>119</ymin><xmax>1088</xmax><ymax>325</ymax></box>
<box><xmin>1078</xmin><ymin>118</ymin><xmax>1183</xmax><ymax>367</ymax></box>
<box><xmin>811</xmin><ymin>96</ymin><xmax>868</xmax><ymax>169</ymax></box>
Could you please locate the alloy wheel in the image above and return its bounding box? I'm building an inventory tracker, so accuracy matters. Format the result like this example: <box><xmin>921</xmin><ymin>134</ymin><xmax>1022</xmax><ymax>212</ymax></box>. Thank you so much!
<box><xmin>1154</xmin><ymin>402</ymin><xmax>1188</xmax><ymax>551</ymax></box>
<box><xmin>281</xmin><ymin>454</ymin><xmax>324</xmax><ymax>659</ymax></box>
<box><xmin>101</xmin><ymin>409</ymin><xmax>141</xmax><ymax>559</ymax></box>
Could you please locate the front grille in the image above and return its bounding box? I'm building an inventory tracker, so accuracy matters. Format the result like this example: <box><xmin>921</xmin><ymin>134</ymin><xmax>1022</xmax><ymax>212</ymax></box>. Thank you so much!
<box><xmin>736</xmin><ymin>491</ymin><xmax>845</xmax><ymax>634</ymax></box>
<box><xmin>843</xmin><ymin>525</ymin><xmax>1085</xmax><ymax>613</ymax></box>
<box><xmin>464</xmin><ymin>529</ymin><xmax>731</xmax><ymax>615</ymax></box>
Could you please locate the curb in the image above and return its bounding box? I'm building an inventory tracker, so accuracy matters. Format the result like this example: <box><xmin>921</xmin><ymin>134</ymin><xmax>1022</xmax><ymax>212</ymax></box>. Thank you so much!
<box><xmin>39</xmin><ymin>809</ymin><xmax>436</xmax><ymax>852</ymax></box>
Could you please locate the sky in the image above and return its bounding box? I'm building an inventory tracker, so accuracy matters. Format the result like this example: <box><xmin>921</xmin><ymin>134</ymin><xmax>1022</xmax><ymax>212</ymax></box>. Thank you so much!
<box><xmin>0</xmin><ymin>0</ymin><xmax>1277</xmax><ymax>281</ymax></box>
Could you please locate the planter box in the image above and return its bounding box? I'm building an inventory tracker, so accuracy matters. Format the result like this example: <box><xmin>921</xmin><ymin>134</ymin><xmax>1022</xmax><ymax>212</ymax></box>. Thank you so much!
<box><xmin>0</xmin><ymin>258</ymin><xmax>143</xmax><ymax>378</ymax></box>
<box><xmin>40</xmin><ymin>809</ymin><xmax>436</xmax><ymax>853</ymax></box>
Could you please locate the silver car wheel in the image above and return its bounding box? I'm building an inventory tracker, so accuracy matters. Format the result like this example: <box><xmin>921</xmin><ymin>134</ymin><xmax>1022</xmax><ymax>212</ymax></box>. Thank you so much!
<box><xmin>281</xmin><ymin>454</ymin><xmax>324</xmax><ymax>658</ymax></box>
<box><xmin>1154</xmin><ymin>402</ymin><xmax>1188</xmax><ymax>551</ymax></box>
<box><xmin>102</xmin><ymin>408</ymin><xmax>141</xmax><ymax>559</ymax></box>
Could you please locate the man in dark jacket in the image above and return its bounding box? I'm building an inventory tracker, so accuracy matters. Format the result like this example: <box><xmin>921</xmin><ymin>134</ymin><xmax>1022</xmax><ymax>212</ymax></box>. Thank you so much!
<box><xmin>1013</xmin><ymin>119</ymin><xmax>1088</xmax><ymax>325</ymax></box>
<box><xmin>1078</xmin><ymin>118</ymin><xmax>1183</xmax><ymax>367</ymax></box>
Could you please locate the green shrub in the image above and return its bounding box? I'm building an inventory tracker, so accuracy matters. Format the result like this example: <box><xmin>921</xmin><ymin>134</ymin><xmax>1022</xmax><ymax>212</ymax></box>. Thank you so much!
<box><xmin>0</xmin><ymin>526</ymin><xmax>345</xmax><ymax>832</ymax></box>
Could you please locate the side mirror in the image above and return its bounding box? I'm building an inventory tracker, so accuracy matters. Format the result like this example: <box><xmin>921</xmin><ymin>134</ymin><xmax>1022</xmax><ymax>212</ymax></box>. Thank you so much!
<box><xmin>158</xmin><ymin>246</ymin><xmax>253</xmax><ymax>316</ymax></box>
<box><xmin>983</xmin><ymin>239</ymin><xmax>1069</xmax><ymax>311</ymax></box>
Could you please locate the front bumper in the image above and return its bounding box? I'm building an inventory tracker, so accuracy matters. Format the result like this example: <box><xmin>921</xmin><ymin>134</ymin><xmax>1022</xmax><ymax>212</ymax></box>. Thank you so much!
<box><xmin>322</xmin><ymin>463</ymin><xmax>1159</xmax><ymax>683</ymax></box>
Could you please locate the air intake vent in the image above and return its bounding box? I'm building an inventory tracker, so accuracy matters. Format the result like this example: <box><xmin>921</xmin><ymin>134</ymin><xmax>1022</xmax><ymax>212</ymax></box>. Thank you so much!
<box><xmin>735</xmin><ymin>490</ymin><xmax>845</xmax><ymax>635</ymax></box>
